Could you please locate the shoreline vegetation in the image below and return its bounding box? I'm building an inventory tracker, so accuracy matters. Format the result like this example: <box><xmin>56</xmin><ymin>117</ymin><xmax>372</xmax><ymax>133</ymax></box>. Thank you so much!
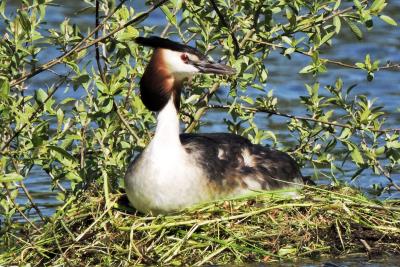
<box><xmin>1</xmin><ymin>185</ymin><xmax>399</xmax><ymax>265</ymax></box>
<box><xmin>1</xmin><ymin>0</ymin><xmax>399</xmax><ymax>265</ymax></box>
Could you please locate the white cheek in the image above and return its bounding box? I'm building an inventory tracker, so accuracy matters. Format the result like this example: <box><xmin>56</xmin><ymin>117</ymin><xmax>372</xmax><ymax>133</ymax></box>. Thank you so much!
<box><xmin>163</xmin><ymin>50</ymin><xmax>199</xmax><ymax>76</ymax></box>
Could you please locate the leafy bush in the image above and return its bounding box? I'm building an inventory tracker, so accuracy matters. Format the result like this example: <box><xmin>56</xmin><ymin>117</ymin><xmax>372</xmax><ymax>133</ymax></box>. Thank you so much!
<box><xmin>0</xmin><ymin>0</ymin><xmax>399</xmax><ymax>243</ymax></box>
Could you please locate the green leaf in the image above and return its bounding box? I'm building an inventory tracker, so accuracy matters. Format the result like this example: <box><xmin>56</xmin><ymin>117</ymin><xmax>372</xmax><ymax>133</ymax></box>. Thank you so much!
<box><xmin>281</xmin><ymin>36</ymin><xmax>292</xmax><ymax>46</ymax></box>
<box><xmin>0</xmin><ymin>77</ymin><xmax>10</xmax><ymax>98</ymax></box>
<box><xmin>56</xmin><ymin>108</ymin><xmax>64</xmax><ymax>131</ymax></box>
<box><xmin>117</xmin><ymin>26</ymin><xmax>139</xmax><ymax>42</ymax></box>
<box><xmin>18</xmin><ymin>10</ymin><xmax>31</xmax><ymax>33</ymax></box>
<box><xmin>160</xmin><ymin>6</ymin><xmax>176</xmax><ymax>25</ymax></box>
<box><xmin>320</xmin><ymin>31</ymin><xmax>335</xmax><ymax>46</ymax></box>
<box><xmin>333</xmin><ymin>16</ymin><xmax>341</xmax><ymax>34</ymax></box>
<box><xmin>345</xmin><ymin>19</ymin><xmax>363</xmax><ymax>40</ymax></box>
<box><xmin>387</xmin><ymin>141</ymin><xmax>400</xmax><ymax>149</ymax></box>
<box><xmin>0</xmin><ymin>0</ymin><xmax>6</xmax><ymax>18</ymax></box>
<box><xmin>350</xmin><ymin>146</ymin><xmax>364</xmax><ymax>164</ymax></box>
<box><xmin>375</xmin><ymin>146</ymin><xmax>385</xmax><ymax>155</ymax></box>
<box><xmin>299</xmin><ymin>65</ymin><xmax>314</xmax><ymax>74</ymax></box>
<box><xmin>353</xmin><ymin>0</ymin><xmax>362</xmax><ymax>10</ymax></box>
<box><xmin>333</xmin><ymin>0</ymin><xmax>341</xmax><ymax>10</ymax></box>
<box><xmin>0</xmin><ymin>173</ymin><xmax>24</xmax><ymax>183</ymax></box>
<box><xmin>101</xmin><ymin>99</ymin><xmax>114</xmax><ymax>114</ymax></box>
<box><xmin>284</xmin><ymin>47</ymin><xmax>295</xmax><ymax>55</ymax></box>
<box><xmin>188</xmin><ymin>27</ymin><xmax>201</xmax><ymax>33</ymax></box>
<box><xmin>339</xmin><ymin>128</ymin><xmax>352</xmax><ymax>140</ymax></box>
<box><xmin>47</xmin><ymin>145</ymin><xmax>77</xmax><ymax>162</ymax></box>
<box><xmin>379</xmin><ymin>15</ymin><xmax>397</xmax><ymax>26</ymax></box>
<box><xmin>370</xmin><ymin>0</ymin><xmax>386</xmax><ymax>13</ymax></box>
<box><xmin>60</xmin><ymin>97</ymin><xmax>76</xmax><ymax>105</ymax></box>
<box><xmin>355</xmin><ymin>62</ymin><xmax>365</xmax><ymax>69</ymax></box>
<box><xmin>34</xmin><ymin>89</ymin><xmax>48</xmax><ymax>104</ymax></box>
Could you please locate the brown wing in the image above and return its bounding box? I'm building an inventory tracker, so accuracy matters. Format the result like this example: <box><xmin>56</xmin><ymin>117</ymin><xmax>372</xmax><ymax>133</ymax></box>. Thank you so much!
<box><xmin>180</xmin><ymin>133</ymin><xmax>305</xmax><ymax>193</ymax></box>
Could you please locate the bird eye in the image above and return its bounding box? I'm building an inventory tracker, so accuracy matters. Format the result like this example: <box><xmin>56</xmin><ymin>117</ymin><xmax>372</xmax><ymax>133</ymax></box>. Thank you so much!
<box><xmin>181</xmin><ymin>54</ymin><xmax>189</xmax><ymax>63</ymax></box>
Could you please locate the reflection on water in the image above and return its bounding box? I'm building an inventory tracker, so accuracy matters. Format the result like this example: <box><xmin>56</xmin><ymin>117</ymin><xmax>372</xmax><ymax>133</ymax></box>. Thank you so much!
<box><xmin>261</xmin><ymin>255</ymin><xmax>400</xmax><ymax>266</ymax></box>
<box><xmin>2</xmin><ymin>0</ymin><xmax>400</xmax><ymax>230</ymax></box>
<box><xmin>205</xmin><ymin>255</ymin><xmax>400</xmax><ymax>266</ymax></box>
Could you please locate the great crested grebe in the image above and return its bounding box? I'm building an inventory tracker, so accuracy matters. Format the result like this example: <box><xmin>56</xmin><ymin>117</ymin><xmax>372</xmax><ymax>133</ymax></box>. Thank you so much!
<box><xmin>125</xmin><ymin>36</ymin><xmax>305</xmax><ymax>214</ymax></box>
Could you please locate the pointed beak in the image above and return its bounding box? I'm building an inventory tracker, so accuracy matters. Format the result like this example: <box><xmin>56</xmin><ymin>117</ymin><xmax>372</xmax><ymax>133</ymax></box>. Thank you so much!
<box><xmin>190</xmin><ymin>59</ymin><xmax>236</xmax><ymax>75</ymax></box>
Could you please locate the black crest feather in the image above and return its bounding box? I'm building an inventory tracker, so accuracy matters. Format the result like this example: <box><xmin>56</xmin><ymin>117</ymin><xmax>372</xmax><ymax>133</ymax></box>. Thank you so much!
<box><xmin>135</xmin><ymin>36</ymin><xmax>206</xmax><ymax>59</ymax></box>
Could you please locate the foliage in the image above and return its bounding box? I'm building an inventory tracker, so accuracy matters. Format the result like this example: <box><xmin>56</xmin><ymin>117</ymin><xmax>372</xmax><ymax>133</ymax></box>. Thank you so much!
<box><xmin>0</xmin><ymin>0</ymin><xmax>399</xmax><ymax>262</ymax></box>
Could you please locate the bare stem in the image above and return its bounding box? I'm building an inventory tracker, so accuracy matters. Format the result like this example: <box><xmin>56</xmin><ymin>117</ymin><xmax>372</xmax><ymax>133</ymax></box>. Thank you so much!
<box><xmin>209</xmin><ymin>0</ymin><xmax>240</xmax><ymax>58</ymax></box>
<box><xmin>207</xmin><ymin>104</ymin><xmax>400</xmax><ymax>134</ymax></box>
<box><xmin>95</xmin><ymin>0</ymin><xmax>106</xmax><ymax>83</ymax></box>
<box><xmin>252</xmin><ymin>39</ymin><xmax>400</xmax><ymax>71</ymax></box>
<box><xmin>10</xmin><ymin>0</ymin><xmax>169</xmax><ymax>88</ymax></box>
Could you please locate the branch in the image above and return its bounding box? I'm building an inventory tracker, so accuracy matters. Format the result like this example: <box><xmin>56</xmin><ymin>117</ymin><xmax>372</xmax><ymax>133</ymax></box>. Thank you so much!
<box><xmin>95</xmin><ymin>0</ymin><xmax>106</xmax><ymax>83</ymax></box>
<box><xmin>3</xmin><ymin>183</ymin><xmax>40</xmax><ymax>231</ymax></box>
<box><xmin>10</xmin><ymin>0</ymin><xmax>169</xmax><ymax>88</ymax></box>
<box><xmin>207</xmin><ymin>104</ymin><xmax>400</xmax><ymax>134</ymax></box>
<box><xmin>113</xmin><ymin>101</ymin><xmax>142</xmax><ymax>146</ymax></box>
<box><xmin>184</xmin><ymin>82</ymin><xmax>220</xmax><ymax>133</ymax></box>
<box><xmin>265</xmin><ymin>1</ymin><xmax>368</xmax><ymax>43</ymax></box>
<box><xmin>252</xmin><ymin>39</ymin><xmax>400</xmax><ymax>72</ymax></box>
<box><xmin>209</xmin><ymin>0</ymin><xmax>240</xmax><ymax>58</ymax></box>
<box><xmin>375</xmin><ymin>164</ymin><xmax>400</xmax><ymax>192</ymax></box>
<box><xmin>20</xmin><ymin>181</ymin><xmax>47</xmax><ymax>222</ymax></box>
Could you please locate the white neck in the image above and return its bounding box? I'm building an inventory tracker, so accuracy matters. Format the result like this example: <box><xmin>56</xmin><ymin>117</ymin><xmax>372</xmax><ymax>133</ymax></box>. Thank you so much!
<box><xmin>152</xmin><ymin>96</ymin><xmax>181</xmax><ymax>146</ymax></box>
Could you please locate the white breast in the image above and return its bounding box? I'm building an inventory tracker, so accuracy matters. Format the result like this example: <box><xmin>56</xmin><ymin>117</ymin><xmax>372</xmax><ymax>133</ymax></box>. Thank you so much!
<box><xmin>124</xmin><ymin>98</ymin><xmax>211</xmax><ymax>214</ymax></box>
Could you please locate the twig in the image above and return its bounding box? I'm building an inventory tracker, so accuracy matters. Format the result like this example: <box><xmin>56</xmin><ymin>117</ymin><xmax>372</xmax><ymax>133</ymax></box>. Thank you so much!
<box><xmin>184</xmin><ymin>82</ymin><xmax>220</xmax><ymax>133</ymax></box>
<box><xmin>113</xmin><ymin>101</ymin><xmax>142</xmax><ymax>145</ymax></box>
<box><xmin>160</xmin><ymin>3</ymin><xmax>180</xmax><ymax>37</ymax></box>
<box><xmin>3</xmin><ymin>183</ymin><xmax>40</xmax><ymax>231</ymax></box>
<box><xmin>73</xmin><ymin>0</ymin><xmax>170</xmax><ymax>53</ymax></box>
<box><xmin>123</xmin><ymin>74</ymin><xmax>135</xmax><ymax>109</ymax></box>
<box><xmin>123</xmin><ymin>203</ymin><xmax>315</xmax><ymax>231</ymax></box>
<box><xmin>95</xmin><ymin>0</ymin><xmax>106</xmax><ymax>83</ymax></box>
<box><xmin>250</xmin><ymin>0</ymin><xmax>383</xmax><ymax>74</ymax></box>
<box><xmin>10</xmin><ymin>0</ymin><xmax>169</xmax><ymax>88</ymax></box>
<box><xmin>80</xmin><ymin>124</ymin><xmax>88</xmax><ymax>180</ymax></box>
<box><xmin>10</xmin><ymin>0</ymin><xmax>125</xmax><ymax>88</ymax></box>
<box><xmin>252</xmin><ymin>39</ymin><xmax>400</xmax><ymax>71</ymax></box>
<box><xmin>75</xmin><ymin>198</ymin><xmax>117</xmax><ymax>242</ymax></box>
<box><xmin>8</xmin><ymin>160</ymin><xmax>46</xmax><ymax>222</ymax></box>
<box><xmin>207</xmin><ymin>104</ymin><xmax>400</xmax><ymax>134</ymax></box>
<box><xmin>265</xmin><ymin>0</ymin><xmax>368</xmax><ymax>44</ymax></box>
<box><xmin>20</xmin><ymin>181</ymin><xmax>47</xmax><ymax>222</ymax></box>
<box><xmin>360</xmin><ymin>239</ymin><xmax>372</xmax><ymax>252</ymax></box>
<box><xmin>375</xmin><ymin>164</ymin><xmax>400</xmax><ymax>191</ymax></box>
<box><xmin>209</xmin><ymin>0</ymin><xmax>240</xmax><ymax>58</ymax></box>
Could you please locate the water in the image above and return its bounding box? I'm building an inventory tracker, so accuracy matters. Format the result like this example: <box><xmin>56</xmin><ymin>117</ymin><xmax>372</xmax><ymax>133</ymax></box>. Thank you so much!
<box><xmin>1</xmin><ymin>0</ymin><xmax>399</xmax><ymax>260</ymax></box>
<box><xmin>259</xmin><ymin>255</ymin><xmax>400</xmax><ymax>266</ymax></box>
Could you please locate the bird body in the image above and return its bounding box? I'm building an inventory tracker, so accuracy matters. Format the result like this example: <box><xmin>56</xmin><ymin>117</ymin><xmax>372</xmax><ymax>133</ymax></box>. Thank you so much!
<box><xmin>125</xmin><ymin>97</ymin><xmax>213</xmax><ymax>213</ymax></box>
<box><xmin>125</xmin><ymin>36</ymin><xmax>305</xmax><ymax>214</ymax></box>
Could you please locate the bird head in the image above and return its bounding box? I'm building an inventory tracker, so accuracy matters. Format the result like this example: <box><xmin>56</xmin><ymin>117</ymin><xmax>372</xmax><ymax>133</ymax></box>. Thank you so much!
<box><xmin>135</xmin><ymin>36</ymin><xmax>235</xmax><ymax>111</ymax></box>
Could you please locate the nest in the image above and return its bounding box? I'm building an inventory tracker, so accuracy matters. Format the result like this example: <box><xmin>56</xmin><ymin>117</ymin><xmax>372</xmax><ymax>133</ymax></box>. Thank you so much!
<box><xmin>2</xmin><ymin>185</ymin><xmax>400</xmax><ymax>265</ymax></box>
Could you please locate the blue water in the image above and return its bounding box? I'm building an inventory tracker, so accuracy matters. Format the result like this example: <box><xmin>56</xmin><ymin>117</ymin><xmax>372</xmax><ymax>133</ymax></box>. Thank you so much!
<box><xmin>2</xmin><ymin>0</ymin><xmax>400</xmax><ymax>219</ymax></box>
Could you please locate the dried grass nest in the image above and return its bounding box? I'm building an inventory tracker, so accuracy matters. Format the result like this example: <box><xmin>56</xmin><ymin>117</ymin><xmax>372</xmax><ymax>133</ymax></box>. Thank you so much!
<box><xmin>1</xmin><ymin>185</ymin><xmax>400</xmax><ymax>266</ymax></box>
